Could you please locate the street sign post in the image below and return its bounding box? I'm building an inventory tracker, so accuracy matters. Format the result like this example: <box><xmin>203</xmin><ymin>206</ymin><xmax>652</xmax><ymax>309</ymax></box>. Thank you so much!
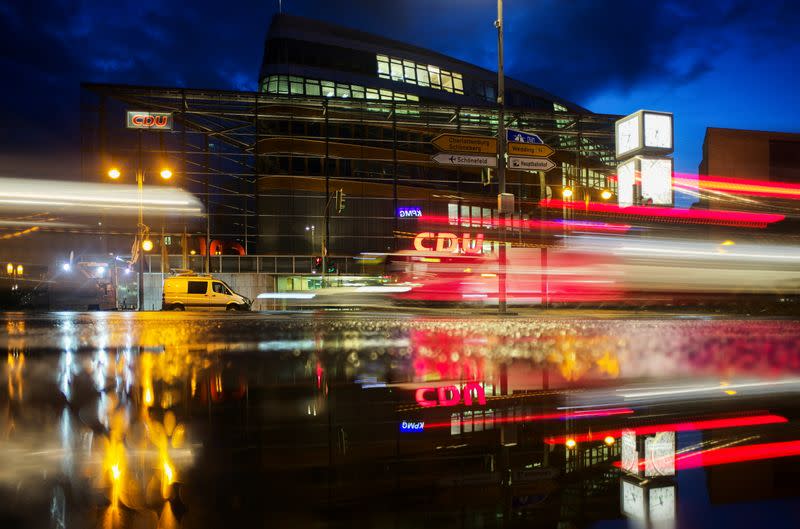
<box><xmin>507</xmin><ymin>143</ymin><xmax>555</xmax><ymax>157</ymax></box>
<box><xmin>431</xmin><ymin>134</ymin><xmax>497</xmax><ymax>155</ymax></box>
<box><xmin>432</xmin><ymin>153</ymin><xmax>497</xmax><ymax>167</ymax></box>
<box><xmin>508</xmin><ymin>157</ymin><xmax>556</xmax><ymax>171</ymax></box>
<box><xmin>507</xmin><ymin>128</ymin><xmax>543</xmax><ymax>145</ymax></box>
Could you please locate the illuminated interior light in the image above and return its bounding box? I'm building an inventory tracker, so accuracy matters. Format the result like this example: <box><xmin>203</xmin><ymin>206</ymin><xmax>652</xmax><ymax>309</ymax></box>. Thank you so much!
<box><xmin>565</xmin><ymin>438</ymin><xmax>577</xmax><ymax>449</ymax></box>
<box><xmin>604</xmin><ymin>435</ymin><xmax>616</xmax><ymax>446</ymax></box>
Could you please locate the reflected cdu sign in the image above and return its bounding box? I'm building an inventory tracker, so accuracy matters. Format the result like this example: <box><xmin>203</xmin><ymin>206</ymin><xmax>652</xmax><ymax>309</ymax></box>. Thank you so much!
<box><xmin>126</xmin><ymin>111</ymin><xmax>173</xmax><ymax>130</ymax></box>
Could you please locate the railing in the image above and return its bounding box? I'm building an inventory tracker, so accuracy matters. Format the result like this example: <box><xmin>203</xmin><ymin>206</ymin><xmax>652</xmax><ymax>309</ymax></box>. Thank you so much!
<box><xmin>144</xmin><ymin>254</ymin><xmax>371</xmax><ymax>275</ymax></box>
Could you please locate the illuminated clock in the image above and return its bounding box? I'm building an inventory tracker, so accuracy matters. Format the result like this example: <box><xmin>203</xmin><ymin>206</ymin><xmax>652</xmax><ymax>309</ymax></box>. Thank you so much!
<box><xmin>644</xmin><ymin>112</ymin><xmax>673</xmax><ymax>149</ymax></box>
<box><xmin>639</xmin><ymin>157</ymin><xmax>674</xmax><ymax>206</ymax></box>
<box><xmin>615</xmin><ymin>113</ymin><xmax>641</xmax><ymax>159</ymax></box>
<box><xmin>616</xmin><ymin>110</ymin><xmax>674</xmax><ymax>159</ymax></box>
<box><xmin>649</xmin><ymin>485</ymin><xmax>676</xmax><ymax>522</ymax></box>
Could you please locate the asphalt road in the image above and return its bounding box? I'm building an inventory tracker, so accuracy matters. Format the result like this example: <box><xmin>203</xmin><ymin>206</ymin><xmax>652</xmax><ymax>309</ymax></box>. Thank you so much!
<box><xmin>2</xmin><ymin>311</ymin><xmax>800</xmax><ymax>528</ymax></box>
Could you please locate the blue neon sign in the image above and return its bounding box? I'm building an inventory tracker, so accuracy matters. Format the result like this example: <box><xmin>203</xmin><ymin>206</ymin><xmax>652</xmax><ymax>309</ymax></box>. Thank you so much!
<box><xmin>400</xmin><ymin>421</ymin><xmax>425</xmax><ymax>432</ymax></box>
<box><xmin>397</xmin><ymin>207</ymin><xmax>423</xmax><ymax>218</ymax></box>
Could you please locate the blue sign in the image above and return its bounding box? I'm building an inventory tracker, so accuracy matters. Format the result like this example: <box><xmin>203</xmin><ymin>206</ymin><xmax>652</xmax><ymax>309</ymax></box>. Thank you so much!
<box><xmin>507</xmin><ymin>129</ymin><xmax>543</xmax><ymax>145</ymax></box>
<box><xmin>397</xmin><ymin>207</ymin><xmax>423</xmax><ymax>218</ymax></box>
<box><xmin>400</xmin><ymin>421</ymin><xmax>425</xmax><ymax>432</ymax></box>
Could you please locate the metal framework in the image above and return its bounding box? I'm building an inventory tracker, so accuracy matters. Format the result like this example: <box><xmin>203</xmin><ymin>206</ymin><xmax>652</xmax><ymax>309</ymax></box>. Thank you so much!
<box><xmin>81</xmin><ymin>83</ymin><xmax>619</xmax><ymax>256</ymax></box>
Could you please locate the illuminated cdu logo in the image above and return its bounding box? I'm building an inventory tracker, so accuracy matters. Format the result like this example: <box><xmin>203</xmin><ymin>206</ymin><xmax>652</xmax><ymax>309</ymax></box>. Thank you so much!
<box><xmin>415</xmin><ymin>382</ymin><xmax>487</xmax><ymax>408</ymax></box>
<box><xmin>412</xmin><ymin>232</ymin><xmax>484</xmax><ymax>254</ymax></box>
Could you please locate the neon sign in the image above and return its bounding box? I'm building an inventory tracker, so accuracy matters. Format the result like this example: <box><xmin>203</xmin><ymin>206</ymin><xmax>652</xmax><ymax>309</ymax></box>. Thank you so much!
<box><xmin>415</xmin><ymin>382</ymin><xmax>486</xmax><ymax>407</ymax></box>
<box><xmin>398</xmin><ymin>207</ymin><xmax>423</xmax><ymax>218</ymax></box>
<box><xmin>413</xmin><ymin>232</ymin><xmax>484</xmax><ymax>254</ymax></box>
<box><xmin>126</xmin><ymin>111</ymin><xmax>173</xmax><ymax>130</ymax></box>
<box><xmin>400</xmin><ymin>421</ymin><xmax>425</xmax><ymax>432</ymax></box>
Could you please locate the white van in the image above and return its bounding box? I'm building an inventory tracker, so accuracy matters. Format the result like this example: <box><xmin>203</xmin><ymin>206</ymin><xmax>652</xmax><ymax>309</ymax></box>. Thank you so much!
<box><xmin>162</xmin><ymin>273</ymin><xmax>251</xmax><ymax>311</ymax></box>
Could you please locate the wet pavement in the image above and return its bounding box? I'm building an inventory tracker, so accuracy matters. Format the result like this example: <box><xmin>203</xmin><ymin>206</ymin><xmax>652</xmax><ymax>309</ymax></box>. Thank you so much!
<box><xmin>2</xmin><ymin>311</ymin><xmax>800</xmax><ymax>528</ymax></box>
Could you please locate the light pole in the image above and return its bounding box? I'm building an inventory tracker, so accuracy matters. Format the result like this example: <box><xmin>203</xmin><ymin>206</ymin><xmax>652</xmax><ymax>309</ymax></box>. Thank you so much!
<box><xmin>496</xmin><ymin>0</ymin><xmax>508</xmax><ymax>314</ymax></box>
<box><xmin>108</xmin><ymin>165</ymin><xmax>171</xmax><ymax>311</ymax></box>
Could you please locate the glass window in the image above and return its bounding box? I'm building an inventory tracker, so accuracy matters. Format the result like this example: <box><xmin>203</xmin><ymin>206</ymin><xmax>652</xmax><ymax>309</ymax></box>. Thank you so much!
<box><xmin>428</xmin><ymin>66</ymin><xmax>441</xmax><ymax>88</ymax></box>
<box><xmin>453</xmin><ymin>76</ymin><xmax>463</xmax><ymax>93</ymax></box>
<box><xmin>290</xmin><ymin>76</ymin><xmax>304</xmax><ymax>95</ymax></box>
<box><xmin>336</xmin><ymin>84</ymin><xmax>351</xmax><ymax>98</ymax></box>
<box><xmin>390</xmin><ymin>59</ymin><xmax>403</xmax><ymax>81</ymax></box>
<box><xmin>407</xmin><ymin>94</ymin><xmax>419</xmax><ymax>102</ymax></box>
<box><xmin>321</xmin><ymin>81</ymin><xmax>335</xmax><ymax>97</ymax></box>
<box><xmin>187</xmin><ymin>281</ymin><xmax>207</xmax><ymax>294</ymax></box>
<box><xmin>450</xmin><ymin>413</ymin><xmax>460</xmax><ymax>435</ymax></box>
<box><xmin>403</xmin><ymin>63</ymin><xmax>416</xmax><ymax>83</ymax></box>
<box><xmin>417</xmin><ymin>67</ymin><xmax>429</xmax><ymax>87</ymax></box>
<box><xmin>365</xmin><ymin>88</ymin><xmax>379</xmax><ymax>100</ymax></box>
<box><xmin>351</xmin><ymin>85</ymin><xmax>365</xmax><ymax>99</ymax></box>
<box><xmin>460</xmin><ymin>205</ymin><xmax>470</xmax><ymax>227</ymax></box>
<box><xmin>441</xmin><ymin>72</ymin><xmax>453</xmax><ymax>92</ymax></box>
<box><xmin>212</xmin><ymin>282</ymin><xmax>227</xmax><ymax>294</ymax></box>
<box><xmin>448</xmin><ymin>203</ymin><xmax>458</xmax><ymax>225</ymax></box>
<box><xmin>277</xmin><ymin>76</ymin><xmax>289</xmax><ymax>94</ymax></box>
<box><xmin>482</xmin><ymin>207</ymin><xmax>492</xmax><ymax>228</ymax></box>
<box><xmin>379</xmin><ymin>89</ymin><xmax>393</xmax><ymax>100</ymax></box>
<box><xmin>377</xmin><ymin>55</ymin><xmax>390</xmax><ymax>78</ymax></box>
<box><xmin>267</xmin><ymin>76</ymin><xmax>278</xmax><ymax>93</ymax></box>
<box><xmin>305</xmin><ymin>79</ymin><xmax>320</xmax><ymax>96</ymax></box>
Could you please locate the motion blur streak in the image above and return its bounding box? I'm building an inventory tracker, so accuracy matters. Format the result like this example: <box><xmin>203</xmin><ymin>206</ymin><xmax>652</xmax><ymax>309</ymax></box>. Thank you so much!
<box><xmin>544</xmin><ymin>414</ymin><xmax>787</xmax><ymax>445</ymax></box>
<box><xmin>617</xmin><ymin>378</ymin><xmax>800</xmax><ymax>399</ymax></box>
<box><xmin>539</xmin><ymin>199</ymin><xmax>785</xmax><ymax>227</ymax></box>
<box><xmin>674</xmin><ymin>172</ymin><xmax>800</xmax><ymax>199</ymax></box>
<box><xmin>0</xmin><ymin>177</ymin><xmax>203</xmax><ymax>216</ymax></box>
<box><xmin>616</xmin><ymin>440</ymin><xmax>800</xmax><ymax>471</ymax></box>
<box><xmin>423</xmin><ymin>407</ymin><xmax>634</xmax><ymax>429</ymax></box>
<box><xmin>418</xmin><ymin>214</ymin><xmax>631</xmax><ymax>233</ymax></box>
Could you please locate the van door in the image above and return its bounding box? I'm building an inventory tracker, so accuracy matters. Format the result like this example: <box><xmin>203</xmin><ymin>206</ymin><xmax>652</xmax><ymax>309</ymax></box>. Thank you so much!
<box><xmin>210</xmin><ymin>281</ymin><xmax>233</xmax><ymax>310</ymax></box>
<box><xmin>187</xmin><ymin>280</ymin><xmax>210</xmax><ymax>311</ymax></box>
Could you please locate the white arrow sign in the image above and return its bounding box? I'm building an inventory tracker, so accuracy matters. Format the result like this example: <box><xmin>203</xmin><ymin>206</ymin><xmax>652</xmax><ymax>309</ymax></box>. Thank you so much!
<box><xmin>508</xmin><ymin>156</ymin><xmax>556</xmax><ymax>171</ymax></box>
<box><xmin>432</xmin><ymin>153</ymin><xmax>497</xmax><ymax>168</ymax></box>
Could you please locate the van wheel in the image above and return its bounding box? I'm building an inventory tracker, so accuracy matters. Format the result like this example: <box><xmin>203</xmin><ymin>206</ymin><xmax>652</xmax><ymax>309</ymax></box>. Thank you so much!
<box><xmin>172</xmin><ymin>304</ymin><xmax>185</xmax><ymax>311</ymax></box>
<box><xmin>226</xmin><ymin>304</ymin><xmax>238</xmax><ymax>311</ymax></box>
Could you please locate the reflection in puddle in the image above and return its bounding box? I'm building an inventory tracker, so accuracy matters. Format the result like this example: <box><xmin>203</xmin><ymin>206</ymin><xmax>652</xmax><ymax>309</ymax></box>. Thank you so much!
<box><xmin>0</xmin><ymin>314</ymin><xmax>799</xmax><ymax>528</ymax></box>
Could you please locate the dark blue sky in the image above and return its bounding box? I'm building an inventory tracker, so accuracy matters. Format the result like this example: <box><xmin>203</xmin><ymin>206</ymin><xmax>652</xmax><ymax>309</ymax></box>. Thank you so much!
<box><xmin>1</xmin><ymin>0</ymin><xmax>799</xmax><ymax>192</ymax></box>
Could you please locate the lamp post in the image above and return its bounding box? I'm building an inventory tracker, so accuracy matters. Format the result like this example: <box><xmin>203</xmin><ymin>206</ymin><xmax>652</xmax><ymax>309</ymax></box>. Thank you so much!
<box><xmin>108</xmin><ymin>166</ymin><xmax>171</xmax><ymax>311</ymax></box>
<box><xmin>305</xmin><ymin>225</ymin><xmax>316</xmax><ymax>255</ymax></box>
<box><xmin>496</xmin><ymin>0</ymin><xmax>508</xmax><ymax>314</ymax></box>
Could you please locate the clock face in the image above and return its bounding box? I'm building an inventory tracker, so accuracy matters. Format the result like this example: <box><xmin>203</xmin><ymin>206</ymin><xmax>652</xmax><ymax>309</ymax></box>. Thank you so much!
<box><xmin>644</xmin><ymin>112</ymin><xmax>672</xmax><ymax>149</ymax></box>
<box><xmin>621</xmin><ymin>480</ymin><xmax>646</xmax><ymax>521</ymax></box>
<box><xmin>616</xmin><ymin>114</ymin><xmax>641</xmax><ymax>158</ymax></box>
<box><xmin>649</xmin><ymin>485</ymin><xmax>676</xmax><ymax>522</ymax></box>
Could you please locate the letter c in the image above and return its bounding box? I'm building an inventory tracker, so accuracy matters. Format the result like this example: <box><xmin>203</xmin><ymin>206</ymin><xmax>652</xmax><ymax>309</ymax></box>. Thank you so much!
<box><xmin>413</xmin><ymin>232</ymin><xmax>435</xmax><ymax>252</ymax></box>
<box><xmin>415</xmin><ymin>387</ymin><xmax>437</xmax><ymax>407</ymax></box>
<box><xmin>132</xmin><ymin>115</ymin><xmax>144</xmax><ymax>125</ymax></box>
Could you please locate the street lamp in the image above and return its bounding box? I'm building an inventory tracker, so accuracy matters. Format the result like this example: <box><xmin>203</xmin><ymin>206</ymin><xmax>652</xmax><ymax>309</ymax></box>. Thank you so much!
<box><xmin>562</xmin><ymin>187</ymin><xmax>574</xmax><ymax>199</ymax></box>
<box><xmin>107</xmin><ymin>166</ymin><xmax>172</xmax><ymax>311</ymax></box>
<box><xmin>305</xmin><ymin>225</ymin><xmax>317</xmax><ymax>254</ymax></box>
<box><xmin>600</xmin><ymin>189</ymin><xmax>612</xmax><ymax>200</ymax></box>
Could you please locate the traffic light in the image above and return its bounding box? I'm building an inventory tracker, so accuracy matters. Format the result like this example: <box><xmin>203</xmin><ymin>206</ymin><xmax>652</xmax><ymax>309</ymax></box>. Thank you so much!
<box><xmin>313</xmin><ymin>256</ymin><xmax>323</xmax><ymax>273</ymax></box>
<box><xmin>326</xmin><ymin>262</ymin><xmax>337</xmax><ymax>274</ymax></box>
<box><xmin>335</xmin><ymin>189</ymin><xmax>346</xmax><ymax>213</ymax></box>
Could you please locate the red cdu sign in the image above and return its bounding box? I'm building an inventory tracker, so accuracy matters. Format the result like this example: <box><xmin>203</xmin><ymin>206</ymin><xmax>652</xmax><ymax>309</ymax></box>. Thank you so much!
<box><xmin>126</xmin><ymin>111</ymin><xmax>173</xmax><ymax>130</ymax></box>
<box><xmin>415</xmin><ymin>381</ymin><xmax>487</xmax><ymax>408</ymax></box>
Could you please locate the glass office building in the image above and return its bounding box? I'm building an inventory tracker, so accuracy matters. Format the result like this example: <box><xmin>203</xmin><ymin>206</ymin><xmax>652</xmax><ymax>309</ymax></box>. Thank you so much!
<box><xmin>81</xmin><ymin>14</ymin><xmax>619</xmax><ymax>257</ymax></box>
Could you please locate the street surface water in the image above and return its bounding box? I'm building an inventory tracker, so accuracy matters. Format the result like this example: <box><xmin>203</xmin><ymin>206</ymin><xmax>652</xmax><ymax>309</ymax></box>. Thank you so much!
<box><xmin>1</xmin><ymin>311</ymin><xmax>800</xmax><ymax>528</ymax></box>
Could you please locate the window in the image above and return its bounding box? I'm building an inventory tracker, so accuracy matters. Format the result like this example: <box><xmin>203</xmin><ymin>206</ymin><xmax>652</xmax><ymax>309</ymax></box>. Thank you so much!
<box><xmin>212</xmin><ymin>282</ymin><xmax>229</xmax><ymax>295</ymax></box>
<box><xmin>188</xmin><ymin>281</ymin><xmax>207</xmax><ymax>294</ymax></box>
<box><xmin>290</xmin><ymin>76</ymin><xmax>304</xmax><ymax>95</ymax></box>
<box><xmin>305</xmin><ymin>79</ymin><xmax>320</xmax><ymax>96</ymax></box>
<box><xmin>375</xmin><ymin>54</ymin><xmax>463</xmax><ymax>94</ymax></box>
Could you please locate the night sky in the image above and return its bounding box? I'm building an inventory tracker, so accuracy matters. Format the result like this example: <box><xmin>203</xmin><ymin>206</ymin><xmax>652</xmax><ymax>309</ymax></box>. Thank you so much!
<box><xmin>2</xmin><ymin>0</ymin><xmax>799</xmax><ymax>206</ymax></box>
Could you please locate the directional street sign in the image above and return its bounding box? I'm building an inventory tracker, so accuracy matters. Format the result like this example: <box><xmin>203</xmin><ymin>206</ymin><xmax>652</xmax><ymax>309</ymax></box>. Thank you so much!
<box><xmin>507</xmin><ymin>128</ymin><xmax>543</xmax><ymax>145</ymax></box>
<box><xmin>507</xmin><ymin>143</ymin><xmax>555</xmax><ymax>158</ymax></box>
<box><xmin>432</xmin><ymin>153</ymin><xmax>497</xmax><ymax>168</ymax></box>
<box><xmin>508</xmin><ymin>156</ymin><xmax>556</xmax><ymax>172</ymax></box>
<box><xmin>431</xmin><ymin>134</ymin><xmax>497</xmax><ymax>155</ymax></box>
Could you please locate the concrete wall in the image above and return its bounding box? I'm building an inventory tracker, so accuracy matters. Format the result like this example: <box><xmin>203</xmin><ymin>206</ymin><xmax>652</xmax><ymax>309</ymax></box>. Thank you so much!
<box><xmin>143</xmin><ymin>273</ymin><xmax>277</xmax><ymax>311</ymax></box>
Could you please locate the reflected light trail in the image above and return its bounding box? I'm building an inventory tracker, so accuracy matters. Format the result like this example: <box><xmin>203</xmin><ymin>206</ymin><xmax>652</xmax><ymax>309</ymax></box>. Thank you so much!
<box><xmin>424</xmin><ymin>407</ymin><xmax>634</xmax><ymax>429</ymax></box>
<box><xmin>545</xmin><ymin>413</ymin><xmax>788</xmax><ymax>445</ymax></box>
<box><xmin>675</xmin><ymin>172</ymin><xmax>800</xmax><ymax>200</ymax></box>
